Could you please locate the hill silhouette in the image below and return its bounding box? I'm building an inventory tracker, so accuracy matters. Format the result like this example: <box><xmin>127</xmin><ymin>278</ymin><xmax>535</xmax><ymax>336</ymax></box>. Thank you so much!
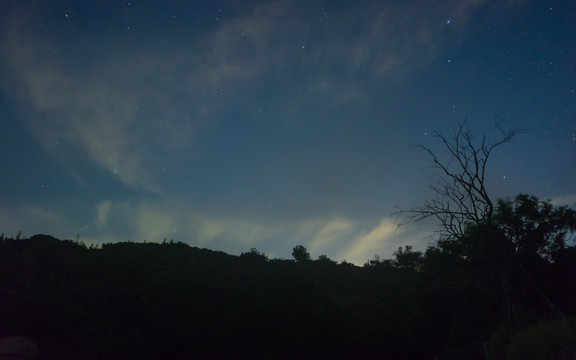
<box><xmin>1</xmin><ymin>215</ymin><xmax>576</xmax><ymax>359</ymax></box>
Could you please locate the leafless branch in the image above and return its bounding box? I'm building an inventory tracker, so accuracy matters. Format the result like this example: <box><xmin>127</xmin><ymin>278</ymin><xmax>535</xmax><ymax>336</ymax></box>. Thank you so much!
<box><xmin>396</xmin><ymin>118</ymin><xmax>525</xmax><ymax>239</ymax></box>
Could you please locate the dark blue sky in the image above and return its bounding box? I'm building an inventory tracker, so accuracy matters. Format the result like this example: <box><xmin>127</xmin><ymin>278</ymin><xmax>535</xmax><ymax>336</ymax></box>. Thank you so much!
<box><xmin>1</xmin><ymin>0</ymin><xmax>575</xmax><ymax>263</ymax></box>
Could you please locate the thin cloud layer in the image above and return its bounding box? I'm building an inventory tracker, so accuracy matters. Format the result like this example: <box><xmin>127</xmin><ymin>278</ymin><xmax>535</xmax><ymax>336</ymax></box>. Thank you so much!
<box><xmin>2</xmin><ymin>0</ymin><xmax>494</xmax><ymax>194</ymax></box>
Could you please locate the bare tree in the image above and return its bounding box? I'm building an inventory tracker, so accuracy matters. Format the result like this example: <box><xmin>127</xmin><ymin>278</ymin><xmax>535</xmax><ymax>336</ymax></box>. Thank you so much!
<box><xmin>398</xmin><ymin>119</ymin><xmax>525</xmax><ymax>239</ymax></box>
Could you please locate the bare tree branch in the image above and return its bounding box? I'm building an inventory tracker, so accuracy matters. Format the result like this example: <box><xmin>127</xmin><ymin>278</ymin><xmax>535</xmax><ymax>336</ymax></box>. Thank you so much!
<box><xmin>396</xmin><ymin>118</ymin><xmax>525</xmax><ymax>239</ymax></box>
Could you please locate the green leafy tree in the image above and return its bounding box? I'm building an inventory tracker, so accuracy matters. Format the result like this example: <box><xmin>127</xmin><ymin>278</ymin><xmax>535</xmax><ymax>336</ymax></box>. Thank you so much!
<box><xmin>317</xmin><ymin>254</ymin><xmax>336</xmax><ymax>264</ymax></box>
<box><xmin>363</xmin><ymin>255</ymin><xmax>394</xmax><ymax>268</ymax></box>
<box><xmin>394</xmin><ymin>246</ymin><xmax>423</xmax><ymax>270</ymax></box>
<box><xmin>422</xmin><ymin>195</ymin><xmax>576</xmax><ymax>334</ymax></box>
<box><xmin>495</xmin><ymin>194</ymin><xmax>576</xmax><ymax>262</ymax></box>
<box><xmin>240</xmin><ymin>247</ymin><xmax>268</xmax><ymax>261</ymax></box>
<box><xmin>292</xmin><ymin>245</ymin><xmax>311</xmax><ymax>262</ymax></box>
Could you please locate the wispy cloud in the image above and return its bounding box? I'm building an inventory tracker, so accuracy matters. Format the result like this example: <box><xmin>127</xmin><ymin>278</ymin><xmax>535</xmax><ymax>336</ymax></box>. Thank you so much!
<box><xmin>0</xmin><ymin>193</ymin><xmax>434</xmax><ymax>264</ymax></box>
<box><xmin>3</xmin><ymin>30</ymin><xmax>163</xmax><ymax>191</ymax></box>
<box><xmin>90</xmin><ymin>198</ymin><xmax>430</xmax><ymax>264</ymax></box>
<box><xmin>1</xmin><ymin>0</ymin><xmax>500</xmax><ymax>196</ymax></box>
<box><xmin>0</xmin><ymin>0</ymin><xmax>524</xmax><ymax>257</ymax></box>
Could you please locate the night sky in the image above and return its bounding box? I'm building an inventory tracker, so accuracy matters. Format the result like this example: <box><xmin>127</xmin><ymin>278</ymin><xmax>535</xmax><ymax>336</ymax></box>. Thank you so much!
<box><xmin>1</xmin><ymin>0</ymin><xmax>575</xmax><ymax>264</ymax></box>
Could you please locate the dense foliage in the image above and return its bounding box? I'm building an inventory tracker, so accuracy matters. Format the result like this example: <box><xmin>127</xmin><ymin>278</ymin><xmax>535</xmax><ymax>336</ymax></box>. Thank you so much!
<box><xmin>1</xmin><ymin>195</ymin><xmax>575</xmax><ymax>359</ymax></box>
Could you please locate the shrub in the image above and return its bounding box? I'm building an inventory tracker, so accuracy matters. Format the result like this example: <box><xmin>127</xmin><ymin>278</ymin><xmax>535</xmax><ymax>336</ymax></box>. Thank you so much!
<box><xmin>506</xmin><ymin>317</ymin><xmax>576</xmax><ymax>360</ymax></box>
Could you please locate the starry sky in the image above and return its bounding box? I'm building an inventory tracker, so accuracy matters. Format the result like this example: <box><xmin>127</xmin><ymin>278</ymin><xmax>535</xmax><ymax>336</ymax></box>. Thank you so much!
<box><xmin>1</xmin><ymin>0</ymin><xmax>575</xmax><ymax>263</ymax></box>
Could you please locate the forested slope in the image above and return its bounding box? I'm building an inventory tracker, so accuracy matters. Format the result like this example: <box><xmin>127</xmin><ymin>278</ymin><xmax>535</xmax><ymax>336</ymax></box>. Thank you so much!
<box><xmin>1</xmin><ymin>202</ymin><xmax>575</xmax><ymax>360</ymax></box>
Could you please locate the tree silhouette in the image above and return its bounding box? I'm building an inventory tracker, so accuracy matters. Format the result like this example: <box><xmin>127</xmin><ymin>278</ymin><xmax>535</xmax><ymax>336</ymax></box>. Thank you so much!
<box><xmin>240</xmin><ymin>247</ymin><xmax>268</xmax><ymax>261</ymax></box>
<box><xmin>317</xmin><ymin>254</ymin><xmax>336</xmax><ymax>264</ymax></box>
<box><xmin>398</xmin><ymin>119</ymin><xmax>524</xmax><ymax>238</ymax></box>
<box><xmin>292</xmin><ymin>245</ymin><xmax>311</xmax><ymax>262</ymax></box>
<box><xmin>393</xmin><ymin>246</ymin><xmax>423</xmax><ymax>270</ymax></box>
<box><xmin>495</xmin><ymin>194</ymin><xmax>576</xmax><ymax>262</ymax></box>
<box><xmin>420</xmin><ymin>194</ymin><xmax>576</xmax><ymax>334</ymax></box>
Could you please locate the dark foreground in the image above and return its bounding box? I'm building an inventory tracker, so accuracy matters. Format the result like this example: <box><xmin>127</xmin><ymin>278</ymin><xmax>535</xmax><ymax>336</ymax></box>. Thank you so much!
<box><xmin>1</xmin><ymin>232</ymin><xmax>575</xmax><ymax>359</ymax></box>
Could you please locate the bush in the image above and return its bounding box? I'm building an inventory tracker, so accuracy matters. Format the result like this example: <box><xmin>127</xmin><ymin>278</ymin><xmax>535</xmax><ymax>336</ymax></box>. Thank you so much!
<box><xmin>240</xmin><ymin>248</ymin><xmax>268</xmax><ymax>261</ymax></box>
<box><xmin>506</xmin><ymin>317</ymin><xmax>576</xmax><ymax>360</ymax></box>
